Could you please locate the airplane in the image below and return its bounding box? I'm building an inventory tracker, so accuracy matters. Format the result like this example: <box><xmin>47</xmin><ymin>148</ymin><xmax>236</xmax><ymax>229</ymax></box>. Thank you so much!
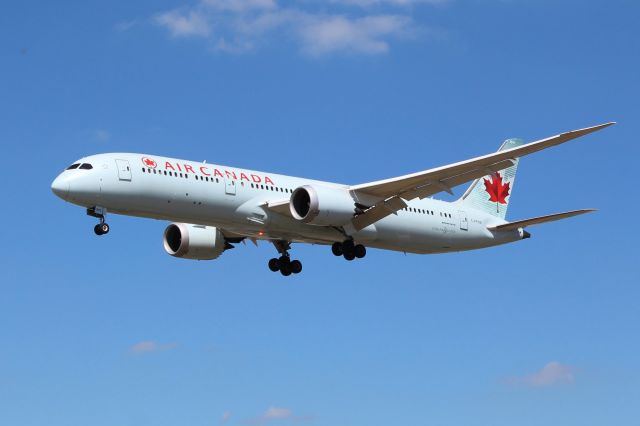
<box><xmin>51</xmin><ymin>122</ymin><xmax>614</xmax><ymax>276</ymax></box>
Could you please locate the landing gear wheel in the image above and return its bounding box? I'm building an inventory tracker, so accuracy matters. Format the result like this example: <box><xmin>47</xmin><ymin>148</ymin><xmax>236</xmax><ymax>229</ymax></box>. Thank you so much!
<box><xmin>290</xmin><ymin>260</ymin><xmax>302</xmax><ymax>274</ymax></box>
<box><xmin>343</xmin><ymin>251</ymin><xmax>356</xmax><ymax>261</ymax></box>
<box><xmin>354</xmin><ymin>244</ymin><xmax>366</xmax><ymax>259</ymax></box>
<box><xmin>280</xmin><ymin>264</ymin><xmax>292</xmax><ymax>276</ymax></box>
<box><xmin>331</xmin><ymin>242</ymin><xmax>343</xmax><ymax>256</ymax></box>
<box><xmin>268</xmin><ymin>258</ymin><xmax>280</xmax><ymax>272</ymax></box>
<box><xmin>100</xmin><ymin>223</ymin><xmax>109</xmax><ymax>235</ymax></box>
<box><xmin>94</xmin><ymin>223</ymin><xmax>109</xmax><ymax>235</ymax></box>
<box><xmin>270</xmin><ymin>240</ymin><xmax>302</xmax><ymax>277</ymax></box>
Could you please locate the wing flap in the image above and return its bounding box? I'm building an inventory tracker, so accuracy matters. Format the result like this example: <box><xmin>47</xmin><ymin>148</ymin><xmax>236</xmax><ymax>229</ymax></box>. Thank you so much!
<box><xmin>487</xmin><ymin>209</ymin><xmax>596</xmax><ymax>231</ymax></box>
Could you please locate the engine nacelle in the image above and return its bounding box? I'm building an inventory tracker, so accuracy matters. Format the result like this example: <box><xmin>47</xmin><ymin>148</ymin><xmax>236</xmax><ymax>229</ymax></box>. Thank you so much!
<box><xmin>290</xmin><ymin>184</ymin><xmax>356</xmax><ymax>226</ymax></box>
<box><xmin>163</xmin><ymin>223</ymin><xmax>226</xmax><ymax>260</ymax></box>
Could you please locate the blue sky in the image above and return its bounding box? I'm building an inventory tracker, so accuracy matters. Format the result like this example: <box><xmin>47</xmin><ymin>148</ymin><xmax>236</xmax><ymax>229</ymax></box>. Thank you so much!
<box><xmin>1</xmin><ymin>0</ymin><xmax>639</xmax><ymax>425</ymax></box>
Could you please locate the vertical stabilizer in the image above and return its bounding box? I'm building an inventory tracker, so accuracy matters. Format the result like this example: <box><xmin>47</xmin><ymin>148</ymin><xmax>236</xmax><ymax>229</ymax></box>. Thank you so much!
<box><xmin>458</xmin><ymin>138</ymin><xmax>523</xmax><ymax>219</ymax></box>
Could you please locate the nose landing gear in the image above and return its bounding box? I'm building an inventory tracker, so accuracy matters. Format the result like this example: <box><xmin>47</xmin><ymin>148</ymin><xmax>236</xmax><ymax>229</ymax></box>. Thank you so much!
<box><xmin>269</xmin><ymin>240</ymin><xmax>302</xmax><ymax>276</ymax></box>
<box><xmin>88</xmin><ymin>206</ymin><xmax>110</xmax><ymax>236</ymax></box>
<box><xmin>94</xmin><ymin>222</ymin><xmax>110</xmax><ymax>236</ymax></box>
<box><xmin>332</xmin><ymin>240</ymin><xmax>366</xmax><ymax>261</ymax></box>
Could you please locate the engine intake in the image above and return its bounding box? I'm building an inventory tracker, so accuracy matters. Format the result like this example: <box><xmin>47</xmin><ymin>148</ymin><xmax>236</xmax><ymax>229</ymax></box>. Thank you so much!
<box><xmin>290</xmin><ymin>184</ymin><xmax>356</xmax><ymax>226</ymax></box>
<box><xmin>163</xmin><ymin>223</ymin><xmax>227</xmax><ymax>260</ymax></box>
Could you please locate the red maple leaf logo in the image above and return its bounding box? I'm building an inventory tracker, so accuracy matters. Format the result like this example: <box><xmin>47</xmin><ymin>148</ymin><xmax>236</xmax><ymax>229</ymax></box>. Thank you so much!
<box><xmin>142</xmin><ymin>157</ymin><xmax>157</xmax><ymax>168</ymax></box>
<box><xmin>483</xmin><ymin>172</ymin><xmax>510</xmax><ymax>204</ymax></box>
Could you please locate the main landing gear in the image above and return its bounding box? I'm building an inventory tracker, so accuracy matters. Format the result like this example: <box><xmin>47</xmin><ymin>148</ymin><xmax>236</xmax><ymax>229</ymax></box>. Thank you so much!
<box><xmin>268</xmin><ymin>240</ymin><xmax>302</xmax><ymax>276</ymax></box>
<box><xmin>331</xmin><ymin>240</ymin><xmax>366</xmax><ymax>261</ymax></box>
<box><xmin>87</xmin><ymin>206</ymin><xmax>110</xmax><ymax>236</ymax></box>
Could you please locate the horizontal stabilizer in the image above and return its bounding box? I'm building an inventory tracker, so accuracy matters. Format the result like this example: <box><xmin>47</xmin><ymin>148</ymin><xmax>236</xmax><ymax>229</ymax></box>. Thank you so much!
<box><xmin>488</xmin><ymin>209</ymin><xmax>596</xmax><ymax>231</ymax></box>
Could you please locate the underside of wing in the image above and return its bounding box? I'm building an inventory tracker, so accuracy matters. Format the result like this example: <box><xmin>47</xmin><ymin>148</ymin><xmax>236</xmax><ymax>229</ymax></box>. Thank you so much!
<box><xmin>348</xmin><ymin>122</ymin><xmax>614</xmax><ymax>231</ymax></box>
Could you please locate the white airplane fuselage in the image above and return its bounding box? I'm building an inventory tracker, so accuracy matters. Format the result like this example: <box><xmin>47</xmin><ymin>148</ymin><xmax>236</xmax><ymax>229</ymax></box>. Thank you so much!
<box><xmin>51</xmin><ymin>153</ymin><xmax>524</xmax><ymax>255</ymax></box>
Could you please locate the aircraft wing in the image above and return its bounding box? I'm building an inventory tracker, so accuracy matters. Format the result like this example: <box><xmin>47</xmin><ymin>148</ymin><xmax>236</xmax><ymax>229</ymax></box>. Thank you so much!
<box><xmin>349</xmin><ymin>122</ymin><xmax>613</xmax><ymax>231</ymax></box>
<box><xmin>487</xmin><ymin>209</ymin><xmax>596</xmax><ymax>231</ymax></box>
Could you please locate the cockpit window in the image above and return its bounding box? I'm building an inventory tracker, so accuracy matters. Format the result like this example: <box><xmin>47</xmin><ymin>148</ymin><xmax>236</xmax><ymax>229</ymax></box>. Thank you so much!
<box><xmin>79</xmin><ymin>163</ymin><xmax>93</xmax><ymax>170</ymax></box>
<box><xmin>67</xmin><ymin>163</ymin><xmax>80</xmax><ymax>170</ymax></box>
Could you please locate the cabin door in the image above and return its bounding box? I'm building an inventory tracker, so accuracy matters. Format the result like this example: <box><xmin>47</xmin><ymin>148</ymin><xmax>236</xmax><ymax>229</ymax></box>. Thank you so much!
<box><xmin>115</xmin><ymin>159</ymin><xmax>132</xmax><ymax>181</ymax></box>
<box><xmin>458</xmin><ymin>210</ymin><xmax>468</xmax><ymax>231</ymax></box>
<box><xmin>225</xmin><ymin>178</ymin><xmax>236</xmax><ymax>195</ymax></box>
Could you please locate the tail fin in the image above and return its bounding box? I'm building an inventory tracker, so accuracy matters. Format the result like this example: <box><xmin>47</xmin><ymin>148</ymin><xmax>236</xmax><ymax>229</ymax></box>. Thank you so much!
<box><xmin>458</xmin><ymin>138</ymin><xmax>524</xmax><ymax>219</ymax></box>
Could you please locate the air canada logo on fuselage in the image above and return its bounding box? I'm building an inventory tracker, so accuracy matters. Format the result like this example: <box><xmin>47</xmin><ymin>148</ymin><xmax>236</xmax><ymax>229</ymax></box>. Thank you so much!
<box><xmin>140</xmin><ymin>156</ymin><xmax>277</xmax><ymax>185</ymax></box>
<box><xmin>142</xmin><ymin>157</ymin><xmax>157</xmax><ymax>168</ymax></box>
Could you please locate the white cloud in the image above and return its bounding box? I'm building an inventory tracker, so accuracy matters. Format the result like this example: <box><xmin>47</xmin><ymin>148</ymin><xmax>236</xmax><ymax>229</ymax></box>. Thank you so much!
<box><xmin>152</xmin><ymin>0</ymin><xmax>434</xmax><ymax>55</ymax></box>
<box><xmin>505</xmin><ymin>361</ymin><xmax>576</xmax><ymax>387</ymax></box>
<box><xmin>297</xmin><ymin>14</ymin><xmax>411</xmax><ymax>55</ymax></box>
<box><xmin>155</xmin><ymin>9</ymin><xmax>211</xmax><ymax>38</ymax></box>
<box><xmin>130</xmin><ymin>340</ymin><xmax>177</xmax><ymax>354</ymax></box>
<box><xmin>334</xmin><ymin>0</ymin><xmax>449</xmax><ymax>6</ymax></box>
<box><xmin>203</xmin><ymin>0</ymin><xmax>277</xmax><ymax>12</ymax></box>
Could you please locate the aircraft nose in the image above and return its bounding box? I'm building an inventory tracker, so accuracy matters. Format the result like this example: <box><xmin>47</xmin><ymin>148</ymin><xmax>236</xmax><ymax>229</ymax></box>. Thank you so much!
<box><xmin>51</xmin><ymin>175</ymin><xmax>69</xmax><ymax>200</ymax></box>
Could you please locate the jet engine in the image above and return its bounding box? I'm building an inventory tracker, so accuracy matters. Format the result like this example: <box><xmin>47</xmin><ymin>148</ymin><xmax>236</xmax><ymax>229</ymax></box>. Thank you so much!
<box><xmin>290</xmin><ymin>184</ymin><xmax>356</xmax><ymax>226</ymax></box>
<box><xmin>163</xmin><ymin>223</ymin><xmax>227</xmax><ymax>260</ymax></box>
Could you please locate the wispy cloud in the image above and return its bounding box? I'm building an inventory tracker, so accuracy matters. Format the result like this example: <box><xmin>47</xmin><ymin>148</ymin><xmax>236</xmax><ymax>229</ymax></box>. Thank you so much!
<box><xmin>94</xmin><ymin>129</ymin><xmax>110</xmax><ymax>142</ymax></box>
<box><xmin>246</xmin><ymin>406</ymin><xmax>313</xmax><ymax>424</ymax></box>
<box><xmin>334</xmin><ymin>0</ymin><xmax>450</xmax><ymax>7</ymax></box>
<box><xmin>129</xmin><ymin>340</ymin><xmax>178</xmax><ymax>354</ymax></box>
<box><xmin>221</xmin><ymin>411</ymin><xmax>232</xmax><ymax>423</ymax></box>
<box><xmin>503</xmin><ymin>361</ymin><xmax>577</xmax><ymax>387</ymax></box>
<box><xmin>262</xmin><ymin>407</ymin><xmax>292</xmax><ymax>420</ymax></box>
<box><xmin>153</xmin><ymin>0</ymin><xmax>438</xmax><ymax>55</ymax></box>
<box><xmin>298</xmin><ymin>14</ymin><xmax>411</xmax><ymax>55</ymax></box>
<box><xmin>114</xmin><ymin>20</ymin><xmax>137</xmax><ymax>32</ymax></box>
<box><xmin>203</xmin><ymin>0</ymin><xmax>277</xmax><ymax>12</ymax></box>
<box><xmin>155</xmin><ymin>9</ymin><xmax>212</xmax><ymax>38</ymax></box>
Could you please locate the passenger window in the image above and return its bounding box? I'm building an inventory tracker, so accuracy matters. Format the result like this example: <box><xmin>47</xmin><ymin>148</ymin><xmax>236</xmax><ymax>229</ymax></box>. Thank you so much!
<box><xmin>142</xmin><ymin>168</ymin><xmax>145</xmax><ymax>172</ymax></box>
